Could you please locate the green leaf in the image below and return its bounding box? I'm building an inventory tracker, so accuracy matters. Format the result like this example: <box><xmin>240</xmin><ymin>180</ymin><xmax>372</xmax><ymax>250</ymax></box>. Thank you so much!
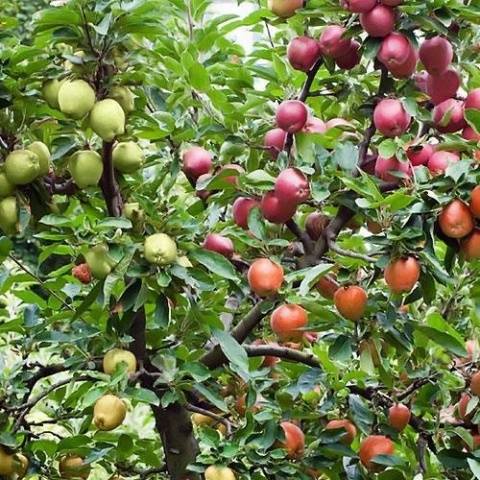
<box><xmin>212</xmin><ymin>329</ymin><xmax>249</xmax><ymax>379</ymax></box>
<box><xmin>415</xmin><ymin>325</ymin><xmax>467</xmax><ymax>356</ymax></box>
<box><xmin>333</xmin><ymin>142</ymin><xmax>358</xmax><ymax>171</ymax></box>
<box><xmin>188</xmin><ymin>64</ymin><xmax>210</xmax><ymax>92</ymax></box>
<box><xmin>298</xmin><ymin>264</ymin><xmax>334</xmax><ymax>296</ymax></box>
<box><xmin>190</xmin><ymin>249</ymin><xmax>238</xmax><ymax>281</ymax></box>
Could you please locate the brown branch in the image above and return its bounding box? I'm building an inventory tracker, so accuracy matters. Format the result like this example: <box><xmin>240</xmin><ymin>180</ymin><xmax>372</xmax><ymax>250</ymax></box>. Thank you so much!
<box><xmin>244</xmin><ymin>345</ymin><xmax>320</xmax><ymax>368</ymax></box>
<box><xmin>286</xmin><ymin>219</ymin><xmax>313</xmax><ymax>255</ymax></box>
<box><xmin>186</xmin><ymin>403</ymin><xmax>232</xmax><ymax>435</ymax></box>
<box><xmin>200</xmin><ymin>298</ymin><xmax>278</xmax><ymax>368</ymax></box>
<box><xmin>327</xmin><ymin>238</ymin><xmax>377</xmax><ymax>263</ymax></box>
<box><xmin>100</xmin><ymin>141</ymin><xmax>123</xmax><ymax>217</ymax></box>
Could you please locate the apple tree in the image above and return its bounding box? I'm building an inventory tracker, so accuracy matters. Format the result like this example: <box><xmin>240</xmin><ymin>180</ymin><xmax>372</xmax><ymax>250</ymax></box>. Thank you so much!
<box><xmin>1</xmin><ymin>0</ymin><xmax>480</xmax><ymax>479</ymax></box>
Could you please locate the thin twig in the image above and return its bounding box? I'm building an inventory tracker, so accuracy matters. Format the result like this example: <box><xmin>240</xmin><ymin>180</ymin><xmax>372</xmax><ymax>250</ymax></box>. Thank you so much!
<box><xmin>327</xmin><ymin>238</ymin><xmax>377</xmax><ymax>263</ymax></box>
<box><xmin>186</xmin><ymin>403</ymin><xmax>232</xmax><ymax>435</ymax></box>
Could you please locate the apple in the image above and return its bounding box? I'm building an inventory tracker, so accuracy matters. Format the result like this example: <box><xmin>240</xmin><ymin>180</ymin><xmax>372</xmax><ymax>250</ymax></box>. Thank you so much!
<box><xmin>384</xmin><ymin>256</ymin><xmax>420</xmax><ymax>293</ymax></box>
<box><xmin>0</xmin><ymin>170</ymin><xmax>15</xmax><ymax>198</ymax></box>
<box><xmin>219</xmin><ymin>163</ymin><xmax>244</xmax><ymax>186</ymax></box>
<box><xmin>377</xmin><ymin>33</ymin><xmax>417</xmax><ymax>78</ymax></box>
<box><xmin>419</xmin><ymin>36</ymin><xmax>453</xmax><ymax>75</ymax></box>
<box><xmin>203</xmin><ymin>233</ymin><xmax>234</xmax><ymax>258</ymax></box>
<box><xmin>42</xmin><ymin>78</ymin><xmax>64</xmax><ymax>109</ymax></box>
<box><xmin>85</xmin><ymin>244</ymin><xmax>113</xmax><ymax>279</ymax></box>
<box><xmin>264</xmin><ymin>128</ymin><xmax>287</xmax><ymax>159</ymax></box>
<box><xmin>359</xmin><ymin>435</ymin><xmax>395</xmax><ymax>470</ymax></box>
<box><xmin>89</xmin><ymin>99</ymin><xmax>125</xmax><ymax>141</ymax></box>
<box><xmin>287</xmin><ymin>36</ymin><xmax>322</xmax><ymax>72</ymax></box>
<box><xmin>261</xmin><ymin>191</ymin><xmax>297</xmax><ymax>224</ymax></box>
<box><xmin>318</xmin><ymin>26</ymin><xmax>351</xmax><ymax>59</ymax></box>
<box><xmin>182</xmin><ymin>146</ymin><xmax>213</xmax><ymax>181</ymax></box>
<box><xmin>0</xmin><ymin>196</ymin><xmax>18</xmax><ymax>235</ymax></box>
<box><xmin>438</xmin><ymin>199</ymin><xmax>474</xmax><ymax>239</ymax></box>
<box><xmin>276</xmin><ymin>100</ymin><xmax>308</xmax><ymax>133</ymax></box>
<box><xmin>274</xmin><ymin>168</ymin><xmax>310</xmax><ymax>204</ymax></box>
<box><xmin>68</xmin><ymin>150</ymin><xmax>103</xmax><ymax>188</ymax></box>
<box><xmin>268</xmin><ymin>0</ymin><xmax>303</xmax><ymax>18</ymax></box>
<box><xmin>280</xmin><ymin>421</ymin><xmax>305</xmax><ymax>458</ymax></box>
<box><xmin>58</xmin><ymin>79</ymin><xmax>96</xmax><ymax>119</ymax></box>
<box><xmin>466</xmin><ymin>88</ymin><xmax>480</xmax><ymax>110</ymax></box>
<box><xmin>59</xmin><ymin>456</ymin><xmax>90</xmax><ymax>479</ymax></box>
<box><xmin>406</xmin><ymin>144</ymin><xmax>434</xmax><ymax>166</ymax></box>
<box><xmin>335</xmin><ymin>40</ymin><xmax>361</xmax><ymax>70</ymax></box>
<box><xmin>432</xmin><ymin>99</ymin><xmax>466</xmax><ymax>133</ymax></box>
<box><xmin>5</xmin><ymin>150</ymin><xmax>41</xmax><ymax>185</ymax></box>
<box><xmin>27</xmin><ymin>141</ymin><xmax>51</xmax><ymax>176</ymax></box>
<box><xmin>144</xmin><ymin>233</ymin><xmax>177</xmax><ymax>265</ymax></box>
<box><xmin>374</xmin><ymin>155</ymin><xmax>411</xmax><ymax>182</ymax></box>
<box><xmin>360</xmin><ymin>5</ymin><xmax>396</xmax><ymax>38</ymax></box>
<box><xmin>341</xmin><ymin>0</ymin><xmax>376</xmax><ymax>13</ymax></box>
<box><xmin>93</xmin><ymin>394</ymin><xmax>126</xmax><ymax>431</ymax></box>
<box><xmin>204</xmin><ymin>465</ymin><xmax>236</xmax><ymax>480</ymax></box>
<box><xmin>302</xmin><ymin>117</ymin><xmax>327</xmax><ymax>134</ymax></box>
<box><xmin>426</xmin><ymin>67</ymin><xmax>460</xmax><ymax>105</ymax></box>
<box><xmin>334</xmin><ymin>285</ymin><xmax>368</xmax><ymax>321</ymax></box>
<box><xmin>325</xmin><ymin>419</ymin><xmax>357</xmax><ymax>444</ymax></box>
<box><xmin>305</xmin><ymin>212</ymin><xmax>329</xmax><ymax>240</ymax></box>
<box><xmin>0</xmin><ymin>447</ymin><xmax>13</xmax><ymax>476</ymax></box>
<box><xmin>470</xmin><ymin>371</ymin><xmax>480</xmax><ymax>395</ymax></box>
<box><xmin>463</xmin><ymin>126</ymin><xmax>480</xmax><ymax>141</ymax></box>
<box><xmin>232</xmin><ymin>196</ymin><xmax>260</xmax><ymax>229</ymax></box>
<box><xmin>112</xmin><ymin>141</ymin><xmax>144</xmax><ymax>173</ymax></box>
<box><xmin>427</xmin><ymin>150</ymin><xmax>460</xmax><ymax>174</ymax></box>
<box><xmin>388</xmin><ymin>403</ymin><xmax>411</xmax><ymax>431</ymax></box>
<box><xmin>110</xmin><ymin>85</ymin><xmax>135</xmax><ymax>114</ymax></box>
<box><xmin>72</xmin><ymin>263</ymin><xmax>91</xmax><ymax>284</ymax></box>
<box><xmin>247</xmin><ymin>258</ymin><xmax>284</xmax><ymax>297</ymax></box>
<box><xmin>414</xmin><ymin>71</ymin><xmax>429</xmax><ymax>93</ymax></box>
<box><xmin>270</xmin><ymin>303</ymin><xmax>308</xmax><ymax>341</ymax></box>
<box><xmin>103</xmin><ymin>348</ymin><xmax>137</xmax><ymax>375</ymax></box>
<box><xmin>373</xmin><ymin>98</ymin><xmax>411</xmax><ymax>137</ymax></box>
<box><xmin>196</xmin><ymin>173</ymin><xmax>213</xmax><ymax>201</ymax></box>
<box><xmin>461</xmin><ymin>229</ymin><xmax>480</xmax><ymax>260</ymax></box>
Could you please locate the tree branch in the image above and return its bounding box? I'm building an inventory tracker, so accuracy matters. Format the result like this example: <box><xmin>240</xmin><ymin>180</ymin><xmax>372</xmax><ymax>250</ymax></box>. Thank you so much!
<box><xmin>100</xmin><ymin>141</ymin><xmax>123</xmax><ymax>217</ymax></box>
<box><xmin>327</xmin><ymin>238</ymin><xmax>377</xmax><ymax>263</ymax></box>
<box><xmin>186</xmin><ymin>403</ymin><xmax>232</xmax><ymax>435</ymax></box>
<box><xmin>244</xmin><ymin>345</ymin><xmax>321</xmax><ymax>368</ymax></box>
<box><xmin>286</xmin><ymin>219</ymin><xmax>313</xmax><ymax>255</ymax></box>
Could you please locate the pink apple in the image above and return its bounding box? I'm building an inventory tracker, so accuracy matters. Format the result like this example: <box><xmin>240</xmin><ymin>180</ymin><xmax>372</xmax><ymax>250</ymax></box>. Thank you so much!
<box><xmin>274</xmin><ymin>168</ymin><xmax>310</xmax><ymax>204</ymax></box>
<box><xmin>426</xmin><ymin>67</ymin><xmax>460</xmax><ymax>105</ymax></box>
<box><xmin>302</xmin><ymin>117</ymin><xmax>327</xmax><ymax>134</ymax></box>
<box><xmin>406</xmin><ymin>144</ymin><xmax>434</xmax><ymax>166</ymax></box>
<box><xmin>360</xmin><ymin>5</ymin><xmax>396</xmax><ymax>38</ymax></box>
<box><xmin>264</xmin><ymin>128</ymin><xmax>287</xmax><ymax>159</ymax></box>
<box><xmin>319</xmin><ymin>26</ymin><xmax>351</xmax><ymax>59</ymax></box>
<box><xmin>182</xmin><ymin>146</ymin><xmax>212</xmax><ymax>181</ymax></box>
<box><xmin>287</xmin><ymin>36</ymin><xmax>322</xmax><ymax>72</ymax></box>
<box><xmin>203</xmin><ymin>234</ymin><xmax>234</xmax><ymax>258</ymax></box>
<box><xmin>276</xmin><ymin>100</ymin><xmax>308</xmax><ymax>133</ymax></box>
<box><xmin>375</xmin><ymin>155</ymin><xmax>411</xmax><ymax>182</ymax></box>
<box><xmin>341</xmin><ymin>0</ymin><xmax>376</xmax><ymax>12</ymax></box>
<box><xmin>427</xmin><ymin>151</ymin><xmax>460</xmax><ymax>174</ymax></box>
<box><xmin>373</xmin><ymin>98</ymin><xmax>411</xmax><ymax>137</ymax></box>
<box><xmin>335</xmin><ymin>40</ymin><xmax>361</xmax><ymax>70</ymax></box>
<box><xmin>419</xmin><ymin>36</ymin><xmax>453</xmax><ymax>76</ymax></box>
<box><xmin>432</xmin><ymin>99</ymin><xmax>466</xmax><ymax>133</ymax></box>
<box><xmin>261</xmin><ymin>191</ymin><xmax>297</xmax><ymax>224</ymax></box>
<box><xmin>232</xmin><ymin>197</ymin><xmax>260</xmax><ymax>229</ymax></box>
<box><xmin>466</xmin><ymin>89</ymin><xmax>480</xmax><ymax>110</ymax></box>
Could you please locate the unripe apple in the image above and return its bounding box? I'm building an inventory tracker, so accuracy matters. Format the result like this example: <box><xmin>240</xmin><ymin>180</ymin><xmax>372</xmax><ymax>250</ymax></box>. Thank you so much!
<box><xmin>89</xmin><ymin>99</ymin><xmax>126</xmax><ymax>141</ymax></box>
<box><xmin>0</xmin><ymin>446</ymin><xmax>14</xmax><ymax>476</ymax></box>
<box><xmin>264</xmin><ymin>128</ymin><xmax>287</xmax><ymax>159</ymax></box>
<box><xmin>335</xmin><ymin>40</ymin><xmax>361</xmax><ymax>70</ymax></box>
<box><xmin>406</xmin><ymin>144</ymin><xmax>434</xmax><ymax>166</ymax></box>
<box><xmin>270</xmin><ymin>303</ymin><xmax>308</xmax><ymax>341</ymax></box>
<box><xmin>274</xmin><ymin>168</ymin><xmax>310</xmax><ymax>204</ymax></box>
<box><xmin>432</xmin><ymin>99</ymin><xmax>466</xmax><ymax>133</ymax></box>
<box><xmin>375</xmin><ymin>155</ymin><xmax>411</xmax><ymax>182</ymax></box>
<box><xmin>373</xmin><ymin>98</ymin><xmax>411</xmax><ymax>137</ymax></box>
<box><xmin>360</xmin><ymin>5</ymin><xmax>396</xmax><ymax>37</ymax></box>
<box><xmin>110</xmin><ymin>86</ymin><xmax>135</xmax><ymax>114</ymax></box>
<box><xmin>302</xmin><ymin>117</ymin><xmax>327</xmax><ymax>134</ymax></box>
<box><xmin>112</xmin><ymin>141</ymin><xmax>144</xmax><ymax>173</ymax></box>
<box><xmin>427</xmin><ymin>150</ymin><xmax>459</xmax><ymax>174</ymax></box>
<box><xmin>305</xmin><ymin>212</ymin><xmax>329</xmax><ymax>240</ymax></box>
<box><xmin>388</xmin><ymin>403</ymin><xmax>411</xmax><ymax>431</ymax></box>
<box><xmin>0</xmin><ymin>170</ymin><xmax>15</xmax><ymax>198</ymax></box>
<box><xmin>42</xmin><ymin>78</ymin><xmax>64</xmax><ymax>109</ymax></box>
<box><xmin>287</xmin><ymin>36</ymin><xmax>322</xmax><ymax>72</ymax></box>
<box><xmin>261</xmin><ymin>191</ymin><xmax>297</xmax><ymax>224</ymax></box>
<box><xmin>5</xmin><ymin>150</ymin><xmax>41</xmax><ymax>185</ymax></box>
<box><xmin>318</xmin><ymin>26</ymin><xmax>351</xmax><ymax>59</ymax></box>
<box><xmin>27</xmin><ymin>141</ymin><xmax>51</xmax><ymax>176</ymax></box>
<box><xmin>267</xmin><ymin>0</ymin><xmax>303</xmax><ymax>18</ymax></box>
<box><xmin>58</xmin><ymin>79</ymin><xmax>96</xmax><ymax>119</ymax></box>
<box><xmin>426</xmin><ymin>67</ymin><xmax>460</xmax><ymax>105</ymax></box>
<box><xmin>14</xmin><ymin>453</ymin><xmax>28</xmax><ymax>479</ymax></box>
<box><xmin>59</xmin><ymin>456</ymin><xmax>90</xmax><ymax>479</ymax></box>
<box><xmin>103</xmin><ymin>348</ymin><xmax>137</xmax><ymax>375</ymax></box>
<box><xmin>144</xmin><ymin>233</ymin><xmax>177</xmax><ymax>265</ymax></box>
<box><xmin>85</xmin><ymin>244</ymin><xmax>113</xmax><ymax>279</ymax></box>
<box><xmin>419</xmin><ymin>36</ymin><xmax>453</xmax><ymax>75</ymax></box>
<box><xmin>0</xmin><ymin>196</ymin><xmax>18</xmax><ymax>235</ymax></box>
<box><xmin>93</xmin><ymin>394</ymin><xmax>126</xmax><ymax>431</ymax></box>
<box><xmin>359</xmin><ymin>435</ymin><xmax>394</xmax><ymax>470</ymax></box>
<box><xmin>72</xmin><ymin>263</ymin><xmax>92</xmax><ymax>284</ymax></box>
<box><xmin>204</xmin><ymin>465</ymin><xmax>236</xmax><ymax>480</ymax></box>
<box><xmin>248</xmin><ymin>258</ymin><xmax>284</xmax><ymax>297</ymax></box>
<box><xmin>203</xmin><ymin>233</ymin><xmax>234</xmax><ymax>258</ymax></box>
<box><xmin>341</xmin><ymin>0</ymin><xmax>376</xmax><ymax>13</ymax></box>
<box><xmin>68</xmin><ymin>150</ymin><xmax>103</xmax><ymax>188</ymax></box>
<box><xmin>232</xmin><ymin>197</ymin><xmax>259</xmax><ymax>229</ymax></box>
<box><xmin>466</xmin><ymin>88</ymin><xmax>480</xmax><ymax>110</ymax></box>
<box><xmin>276</xmin><ymin>100</ymin><xmax>308</xmax><ymax>133</ymax></box>
<box><xmin>182</xmin><ymin>146</ymin><xmax>212</xmax><ymax>181</ymax></box>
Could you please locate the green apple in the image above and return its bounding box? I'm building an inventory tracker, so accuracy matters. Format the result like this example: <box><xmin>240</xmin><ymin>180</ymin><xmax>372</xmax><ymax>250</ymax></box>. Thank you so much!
<box><xmin>0</xmin><ymin>196</ymin><xmax>18</xmax><ymax>235</ymax></box>
<box><xmin>144</xmin><ymin>233</ymin><xmax>177</xmax><ymax>265</ymax></box>
<box><xmin>0</xmin><ymin>169</ymin><xmax>15</xmax><ymax>198</ymax></box>
<box><xmin>110</xmin><ymin>86</ymin><xmax>135</xmax><ymax>114</ymax></box>
<box><xmin>112</xmin><ymin>142</ymin><xmax>144</xmax><ymax>173</ymax></box>
<box><xmin>27</xmin><ymin>141</ymin><xmax>50</xmax><ymax>176</ymax></box>
<box><xmin>5</xmin><ymin>150</ymin><xmax>41</xmax><ymax>185</ymax></box>
<box><xmin>89</xmin><ymin>99</ymin><xmax>125</xmax><ymax>142</ymax></box>
<box><xmin>42</xmin><ymin>79</ymin><xmax>64</xmax><ymax>109</ymax></box>
<box><xmin>84</xmin><ymin>244</ymin><xmax>113</xmax><ymax>279</ymax></box>
<box><xmin>58</xmin><ymin>79</ymin><xmax>96</xmax><ymax>120</ymax></box>
<box><xmin>68</xmin><ymin>150</ymin><xmax>103</xmax><ymax>188</ymax></box>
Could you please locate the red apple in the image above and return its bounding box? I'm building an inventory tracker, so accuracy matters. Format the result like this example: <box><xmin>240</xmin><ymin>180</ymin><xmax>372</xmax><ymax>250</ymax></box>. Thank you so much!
<box><xmin>287</xmin><ymin>36</ymin><xmax>322</xmax><ymax>72</ymax></box>
<box><xmin>232</xmin><ymin>197</ymin><xmax>260</xmax><ymax>229</ymax></box>
<box><xmin>261</xmin><ymin>191</ymin><xmax>297</xmax><ymax>224</ymax></box>
<box><xmin>264</xmin><ymin>128</ymin><xmax>287</xmax><ymax>159</ymax></box>
<box><xmin>274</xmin><ymin>168</ymin><xmax>310</xmax><ymax>204</ymax></box>
<box><xmin>220</xmin><ymin>163</ymin><xmax>244</xmax><ymax>186</ymax></box>
<box><xmin>378</xmin><ymin>33</ymin><xmax>417</xmax><ymax>78</ymax></box>
<box><xmin>360</xmin><ymin>5</ymin><xmax>396</xmax><ymax>38</ymax></box>
<box><xmin>406</xmin><ymin>144</ymin><xmax>434</xmax><ymax>166</ymax></box>
<box><xmin>426</xmin><ymin>67</ymin><xmax>460</xmax><ymax>105</ymax></box>
<box><xmin>427</xmin><ymin>150</ymin><xmax>460</xmax><ymax>174</ymax></box>
<box><xmin>335</xmin><ymin>40</ymin><xmax>361</xmax><ymax>70</ymax></box>
<box><xmin>432</xmin><ymin>99</ymin><xmax>466</xmax><ymax>133</ymax></box>
<box><xmin>375</xmin><ymin>155</ymin><xmax>411</xmax><ymax>182</ymax></box>
<box><xmin>182</xmin><ymin>146</ymin><xmax>212</xmax><ymax>181</ymax></box>
<box><xmin>414</xmin><ymin>71</ymin><xmax>429</xmax><ymax>93</ymax></box>
<box><xmin>203</xmin><ymin>234</ymin><xmax>234</xmax><ymax>258</ymax></box>
<box><xmin>302</xmin><ymin>117</ymin><xmax>327</xmax><ymax>134</ymax></box>
<box><xmin>196</xmin><ymin>173</ymin><xmax>212</xmax><ymax>200</ymax></box>
<box><xmin>341</xmin><ymin>0</ymin><xmax>376</xmax><ymax>13</ymax></box>
<box><xmin>419</xmin><ymin>36</ymin><xmax>453</xmax><ymax>76</ymax></box>
<box><xmin>276</xmin><ymin>100</ymin><xmax>308</xmax><ymax>133</ymax></box>
<box><xmin>466</xmin><ymin>89</ymin><xmax>480</xmax><ymax>110</ymax></box>
<box><xmin>463</xmin><ymin>126</ymin><xmax>480</xmax><ymax>141</ymax></box>
<box><xmin>305</xmin><ymin>212</ymin><xmax>329</xmax><ymax>240</ymax></box>
<box><xmin>318</xmin><ymin>26</ymin><xmax>351</xmax><ymax>59</ymax></box>
<box><xmin>373</xmin><ymin>98</ymin><xmax>411</xmax><ymax>137</ymax></box>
